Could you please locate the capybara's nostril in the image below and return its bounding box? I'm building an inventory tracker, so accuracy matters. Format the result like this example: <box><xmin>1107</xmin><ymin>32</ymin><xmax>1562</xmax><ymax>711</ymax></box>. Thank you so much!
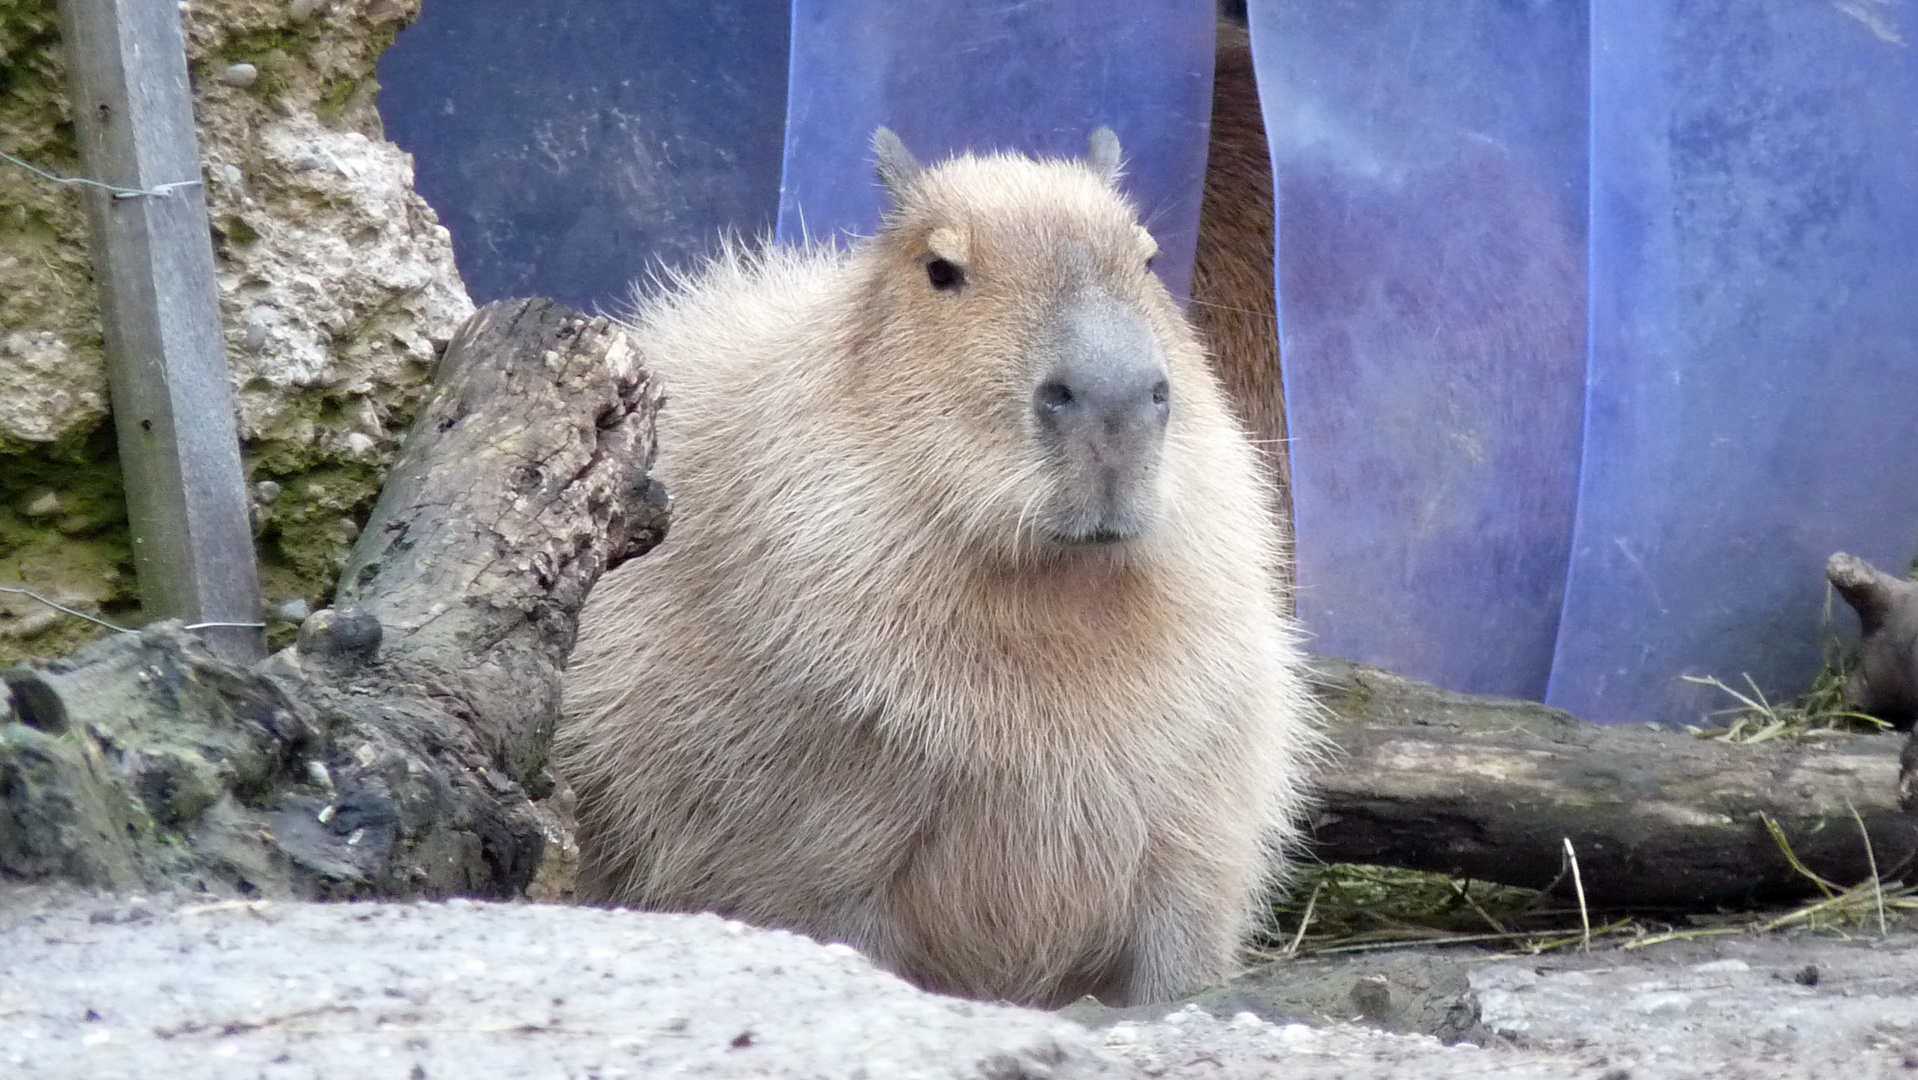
<box><xmin>1036</xmin><ymin>380</ymin><xmax>1075</xmax><ymax>415</ymax></box>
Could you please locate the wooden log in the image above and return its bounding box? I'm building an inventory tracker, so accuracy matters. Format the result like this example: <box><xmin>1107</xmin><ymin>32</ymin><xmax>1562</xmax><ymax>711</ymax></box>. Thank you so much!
<box><xmin>7</xmin><ymin>294</ymin><xmax>1914</xmax><ymax>912</ymax></box>
<box><xmin>57</xmin><ymin>0</ymin><xmax>263</xmax><ymax>662</ymax></box>
<box><xmin>1310</xmin><ymin>657</ymin><xmax>1918</xmax><ymax>908</ymax></box>
<box><xmin>1</xmin><ymin>299</ymin><xmax>665</xmax><ymax>899</ymax></box>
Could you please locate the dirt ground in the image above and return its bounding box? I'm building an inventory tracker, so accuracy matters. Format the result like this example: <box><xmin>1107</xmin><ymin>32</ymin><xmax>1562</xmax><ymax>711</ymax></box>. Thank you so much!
<box><xmin>2</xmin><ymin>882</ymin><xmax>1916</xmax><ymax>1079</ymax></box>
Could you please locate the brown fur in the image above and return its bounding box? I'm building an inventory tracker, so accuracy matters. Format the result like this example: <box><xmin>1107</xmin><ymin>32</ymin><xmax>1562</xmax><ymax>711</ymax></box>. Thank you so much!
<box><xmin>1193</xmin><ymin>22</ymin><xmax>1290</xmax><ymax>547</ymax></box>
<box><xmin>557</xmin><ymin>138</ymin><xmax>1316</xmax><ymax>1008</ymax></box>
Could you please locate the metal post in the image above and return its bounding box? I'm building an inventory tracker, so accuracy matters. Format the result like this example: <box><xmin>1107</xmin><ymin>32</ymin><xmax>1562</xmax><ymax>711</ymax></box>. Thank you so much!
<box><xmin>57</xmin><ymin>0</ymin><xmax>264</xmax><ymax>662</ymax></box>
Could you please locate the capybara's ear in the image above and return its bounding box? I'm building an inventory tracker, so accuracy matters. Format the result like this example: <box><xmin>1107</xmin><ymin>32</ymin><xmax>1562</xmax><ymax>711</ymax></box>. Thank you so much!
<box><xmin>873</xmin><ymin>127</ymin><xmax>922</xmax><ymax>202</ymax></box>
<box><xmin>1086</xmin><ymin>127</ymin><xmax>1123</xmax><ymax>184</ymax></box>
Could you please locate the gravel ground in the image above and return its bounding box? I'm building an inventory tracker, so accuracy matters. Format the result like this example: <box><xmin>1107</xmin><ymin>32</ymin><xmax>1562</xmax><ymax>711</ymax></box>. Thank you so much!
<box><xmin>3</xmin><ymin>883</ymin><xmax>1916</xmax><ymax>1079</ymax></box>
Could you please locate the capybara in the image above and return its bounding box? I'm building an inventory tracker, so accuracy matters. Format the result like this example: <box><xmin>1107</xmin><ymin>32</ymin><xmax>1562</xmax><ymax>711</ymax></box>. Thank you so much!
<box><xmin>556</xmin><ymin>128</ymin><xmax>1316</xmax><ymax>1008</ymax></box>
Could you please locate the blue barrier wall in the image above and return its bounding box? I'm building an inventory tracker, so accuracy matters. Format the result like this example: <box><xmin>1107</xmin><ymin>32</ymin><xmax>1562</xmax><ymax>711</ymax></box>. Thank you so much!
<box><xmin>378</xmin><ymin>1</ymin><xmax>789</xmax><ymax>311</ymax></box>
<box><xmin>1249</xmin><ymin>0</ymin><xmax>1590</xmax><ymax>701</ymax></box>
<box><xmin>1546</xmin><ymin>0</ymin><xmax>1918</xmax><ymax>723</ymax></box>
<box><xmin>379</xmin><ymin>1</ymin><xmax>1918</xmax><ymax>723</ymax></box>
<box><xmin>779</xmin><ymin>0</ymin><xmax>1214</xmax><ymax>301</ymax></box>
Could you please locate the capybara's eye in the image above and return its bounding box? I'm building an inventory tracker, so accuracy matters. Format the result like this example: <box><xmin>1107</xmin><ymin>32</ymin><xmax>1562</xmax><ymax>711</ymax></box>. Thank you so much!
<box><xmin>1144</xmin><ymin>253</ymin><xmax>1156</xmax><ymax>272</ymax></box>
<box><xmin>927</xmin><ymin>258</ymin><xmax>963</xmax><ymax>291</ymax></box>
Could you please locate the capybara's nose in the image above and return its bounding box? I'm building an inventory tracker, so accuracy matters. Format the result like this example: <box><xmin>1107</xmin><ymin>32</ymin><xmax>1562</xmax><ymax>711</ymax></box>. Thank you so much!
<box><xmin>1035</xmin><ymin>364</ymin><xmax>1170</xmax><ymax>438</ymax></box>
<box><xmin>1035</xmin><ymin>293</ymin><xmax>1171</xmax><ymax>456</ymax></box>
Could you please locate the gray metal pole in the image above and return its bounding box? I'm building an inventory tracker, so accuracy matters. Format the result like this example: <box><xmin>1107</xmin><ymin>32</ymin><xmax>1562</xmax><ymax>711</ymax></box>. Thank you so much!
<box><xmin>57</xmin><ymin>0</ymin><xmax>264</xmax><ymax>662</ymax></box>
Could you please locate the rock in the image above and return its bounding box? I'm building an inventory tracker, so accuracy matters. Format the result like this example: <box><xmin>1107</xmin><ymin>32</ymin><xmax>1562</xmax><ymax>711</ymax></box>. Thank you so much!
<box><xmin>211</xmin><ymin>116</ymin><xmax>474</xmax><ymax>445</ymax></box>
<box><xmin>217</xmin><ymin>62</ymin><xmax>258</xmax><ymax>88</ymax></box>
<box><xmin>294</xmin><ymin>605</ymin><xmax>381</xmax><ymax>664</ymax></box>
<box><xmin>2</xmin><ymin>0</ymin><xmax>473</xmax><ymax>664</ymax></box>
<box><xmin>0</xmin><ymin>890</ymin><xmax>1136</xmax><ymax>1079</ymax></box>
<box><xmin>0</xmin><ymin>332</ymin><xmax>109</xmax><ymax>446</ymax></box>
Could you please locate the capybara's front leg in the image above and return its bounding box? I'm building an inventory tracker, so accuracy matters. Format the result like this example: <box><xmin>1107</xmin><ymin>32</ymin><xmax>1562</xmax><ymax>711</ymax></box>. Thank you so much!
<box><xmin>1108</xmin><ymin>879</ymin><xmax>1247</xmax><ymax>1005</ymax></box>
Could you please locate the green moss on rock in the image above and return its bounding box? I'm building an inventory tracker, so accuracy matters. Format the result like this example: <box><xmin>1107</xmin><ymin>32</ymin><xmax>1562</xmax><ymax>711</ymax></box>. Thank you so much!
<box><xmin>0</xmin><ymin>429</ymin><xmax>137</xmax><ymax>667</ymax></box>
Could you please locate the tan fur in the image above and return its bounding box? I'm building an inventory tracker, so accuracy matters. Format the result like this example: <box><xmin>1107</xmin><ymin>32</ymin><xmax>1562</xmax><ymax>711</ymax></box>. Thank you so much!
<box><xmin>1193</xmin><ymin>22</ymin><xmax>1291</xmax><ymax>549</ymax></box>
<box><xmin>557</xmin><ymin>142</ymin><xmax>1317</xmax><ymax>1008</ymax></box>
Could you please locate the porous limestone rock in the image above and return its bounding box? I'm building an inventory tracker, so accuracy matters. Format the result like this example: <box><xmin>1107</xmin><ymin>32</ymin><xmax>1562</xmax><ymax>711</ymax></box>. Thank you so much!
<box><xmin>0</xmin><ymin>0</ymin><xmax>471</xmax><ymax>664</ymax></box>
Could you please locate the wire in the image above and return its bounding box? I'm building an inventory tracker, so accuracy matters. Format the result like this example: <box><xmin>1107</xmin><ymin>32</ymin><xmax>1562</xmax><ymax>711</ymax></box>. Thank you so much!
<box><xmin>0</xmin><ymin>586</ymin><xmax>134</xmax><ymax>634</ymax></box>
<box><xmin>1</xmin><ymin>149</ymin><xmax>203</xmax><ymax>200</ymax></box>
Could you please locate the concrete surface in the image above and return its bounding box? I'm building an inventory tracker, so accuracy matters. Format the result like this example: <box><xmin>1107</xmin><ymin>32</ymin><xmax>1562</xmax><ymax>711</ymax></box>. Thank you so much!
<box><xmin>4</xmin><ymin>883</ymin><xmax>1917</xmax><ymax>1079</ymax></box>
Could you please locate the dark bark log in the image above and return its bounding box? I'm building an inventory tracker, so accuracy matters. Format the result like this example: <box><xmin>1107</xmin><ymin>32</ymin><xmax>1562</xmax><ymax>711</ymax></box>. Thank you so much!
<box><xmin>1</xmin><ymin>298</ymin><xmax>665</xmax><ymax>900</ymax></box>
<box><xmin>1310</xmin><ymin>657</ymin><xmax>1918</xmax><ymax>909</ymax></box>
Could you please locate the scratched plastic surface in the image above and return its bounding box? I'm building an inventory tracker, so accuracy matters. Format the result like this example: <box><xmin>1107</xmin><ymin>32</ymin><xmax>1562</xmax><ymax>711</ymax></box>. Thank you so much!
<box><xmin>377</xmin><ymin>2</ymin><xmax>788</xmax><ymax>311</ymax></box>
<box><xmin>778</xmin><ymin>0</ymin><xmax>1215</xmax><ymax>301</ymax></box>
<box><xmin>1248</xmin><ymin>1</ymin><xmax>1590</xmax><ymax>699</ymax></box>
<box><xmin>1546</xmin><ymin>0</ymin><xmax>1918</xmax><ymax>724</ymax></box>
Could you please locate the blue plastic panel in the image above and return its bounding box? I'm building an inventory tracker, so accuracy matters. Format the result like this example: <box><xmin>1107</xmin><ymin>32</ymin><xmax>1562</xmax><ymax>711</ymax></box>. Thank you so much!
<box><xmin>377</xmin><ymin>2</ymin><xmax>789</xmax><ymax>311</ymax></box>
<box><xmin>1547</xmin><ymin>0</ymin><xmax>1918</xmax><ymax>724</ymax></box>
<box><xmin>1249</xmin><ymin>0</ymin><xmax>1589</xmax><ymax>699</ymax></box>
<box><xmin>779</xmin><ymin>0</ymin><xmax>1214</xmax><ymax>302</ymax></box>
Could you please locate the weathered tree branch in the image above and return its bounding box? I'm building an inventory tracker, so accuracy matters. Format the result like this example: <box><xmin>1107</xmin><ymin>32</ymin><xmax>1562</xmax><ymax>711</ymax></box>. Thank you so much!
<box><xmin>1310</xmin><ymin>657</ymin><xmax>1918</xmax><ymax>908</ymax></box>
<box><xmin>1</xmin><ymin>298</ymin><xmax>665</xmax><ymax>899</ymax></box>
<box><xmin>1826</xmin><ymin>552</ymin><xmax>1918</xmax><ymax>734</ymax></box>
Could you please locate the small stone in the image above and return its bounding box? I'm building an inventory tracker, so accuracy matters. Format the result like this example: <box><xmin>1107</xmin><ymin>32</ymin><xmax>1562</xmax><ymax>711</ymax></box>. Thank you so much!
<box><xmin>1350</xmin><ymin>974</ymin><xmax>1395</xmax><ymax>1022</ymax></box>
<box><xmin>255</xmin><ymin>479</ymin><xmax>282</xmax><ymax>504</ymax></box>
<box><xmin>243</xmin><ymin>321</ymin><xmax>269</xmax><ymax>353</ymax></box>
<box><xmin>218</xmin><ymin>63</ymin><xmax>258</xmax><ymax>88</ymax></box>
<box><xmin>343</xmin><ymin>431</ymin><xmax>377</xmax><ymax>456</ymax></box>
<box><xmin>221</xmin><ymin>163</ymin><xmax>244</xmax><ymax>186</ymax></box>
<box><xmin>1630</xmin><ymin>991</ymin><xmax>1692</xmax><ymax>1018</ymax></box>
<box><xmin>296</xmin><ymin>605</ymin><xmax>382</xmax><ymax>664</ymax></box>
<box><xmin>286</xmin><ymin>0</ymin><xmax>328</xmax><ymax>21</ymax></box>
<box><xmin>275</xmin><ymin>597</ymin><xmax>310</xmax><ymax>623</ymax></box>
<box><xmin>339</xmin><ymin>516</ymin><xmax>361</xmax><ymax>540</ymax></box>
<box><xmin>20</xmin><ymin>490</ymin><xmax>60</xmax><ymax>517</ymax></box>
<box><xmin>3</xmin><ymin>608</ymin><xmax>62</xmax><ymax>641</ymax></box>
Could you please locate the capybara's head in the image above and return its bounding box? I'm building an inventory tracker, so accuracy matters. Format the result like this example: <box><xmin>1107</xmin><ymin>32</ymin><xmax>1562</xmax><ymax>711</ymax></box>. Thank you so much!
<box><xmin>851</xmin><ymin>128</ymin><xmax>1206</xmax><ymax>563</ymax></box>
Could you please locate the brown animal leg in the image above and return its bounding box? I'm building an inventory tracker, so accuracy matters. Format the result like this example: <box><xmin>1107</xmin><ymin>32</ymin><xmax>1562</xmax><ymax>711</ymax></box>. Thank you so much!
<box><xmin>1105</xmin><ymin>878</ymin><xmax>1241</xmax><ymax>1005</ymax></box>
<box><xmin>1193</xmin><ymin>22</ymin><xmax>1289</xmax><ymax>549</ymax></box>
